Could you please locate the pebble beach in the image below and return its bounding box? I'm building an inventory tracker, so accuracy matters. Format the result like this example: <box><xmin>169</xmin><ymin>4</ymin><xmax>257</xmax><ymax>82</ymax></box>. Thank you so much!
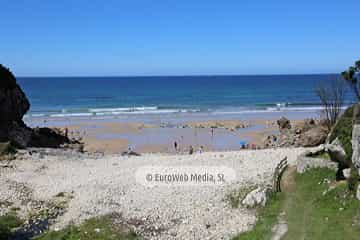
<box><xmin>0</xmin><ymin>147</ymin><xmax>308</xmax><ymax>239</ymax></box>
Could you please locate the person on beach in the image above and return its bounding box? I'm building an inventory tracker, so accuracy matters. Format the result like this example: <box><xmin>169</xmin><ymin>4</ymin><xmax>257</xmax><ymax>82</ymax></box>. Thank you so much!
<box><xmin>211</xmin><ymin>128</ymin><xmax>214</xmax><ymax>137</ymax></box>
<box><xmin>199</xmin><ymin>146</ymin><xmax>204</xmax><ymax>154</ymax></box>
<box><xmin>189</xmin><ymin>145</ymin><xmax>194</xmax><ymax>155</ymax></box>
<box><xmin>174</xmin><ymin>141</ymin><xmax>178</xmax><ymax>152</ymax></box>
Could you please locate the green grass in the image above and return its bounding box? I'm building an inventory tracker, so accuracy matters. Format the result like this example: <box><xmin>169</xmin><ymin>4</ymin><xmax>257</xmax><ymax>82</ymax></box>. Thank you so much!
<box><xmin>233</xmin><ymin>168</ymin><xmax>360</xmax><ymax>240</ymax></box>
<box><xmin>284</xmin><ymin>168</ymin><xmax>360</xmax><ymax>240</ymax></box>
<box><xmin>0</xmin><ymin>214</ymin><xmax>23</xmax><ymax>240</ymax></box>
<box><xmin>232</xmin><ymin>193</ymin><xmax>284</xmax><ymax>240</ymax></box>
<box><xmin>33</xmin><ymin>215</ymin><xmax>141</xmax><ymax>240</ymax></box>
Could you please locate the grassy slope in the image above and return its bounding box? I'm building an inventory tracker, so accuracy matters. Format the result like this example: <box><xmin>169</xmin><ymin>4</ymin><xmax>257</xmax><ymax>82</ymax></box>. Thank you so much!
<box><xmin>232</xmin><ymin>193</ymin><xmax>285</xmax><ymax>240</ymax></box>
<box><xmin>233</xmin><ymin>168</ymin><xmax>360</xmax><ymax>240</ymax></box>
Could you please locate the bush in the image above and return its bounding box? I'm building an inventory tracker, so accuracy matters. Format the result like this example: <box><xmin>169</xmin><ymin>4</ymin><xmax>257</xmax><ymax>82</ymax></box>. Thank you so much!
<box><xmin>329</xmin><ymin>105</ymin><xmax>354</xmax><ymax>164</ymax></box>
<box><xmin>0</xmin><ymin>215</ymin><xmax>22</xmax><ymax>240</ymax></box>
<box><xmin>348</xmin><ymin>166</ymin><xmax>360</xmax><ymax>193</ymax></box>
<box><xmin>0</xmin><ymin>142</ymin><xmax>17</xmax><ymax>156</ymax></box>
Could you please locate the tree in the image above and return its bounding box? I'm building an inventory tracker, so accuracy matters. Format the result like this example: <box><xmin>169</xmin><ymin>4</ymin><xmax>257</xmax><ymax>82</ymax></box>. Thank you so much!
<box><xmin>316</xmin><ymin>77</ymin><xmax>346</xmax><ymax>129</ymax></box>
<box><xmin>341</xmin><ymin>60</ymin><xmax>360</xmax><ymax>101</ymax></box>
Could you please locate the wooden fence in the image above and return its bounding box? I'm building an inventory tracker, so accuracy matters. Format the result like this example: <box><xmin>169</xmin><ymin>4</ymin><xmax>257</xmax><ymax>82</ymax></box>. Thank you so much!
<box><xmin>272</xmin><ymin>157</ymin><xmax>288</xmax><ymax>192</ymax></box>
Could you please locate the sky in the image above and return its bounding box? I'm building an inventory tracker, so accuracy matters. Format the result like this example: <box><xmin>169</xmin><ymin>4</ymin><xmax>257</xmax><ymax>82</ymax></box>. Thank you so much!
<box><xmin>0</xmin><ymin>0</ymin><xmax>359</xmax><ymax>77</ymax></box>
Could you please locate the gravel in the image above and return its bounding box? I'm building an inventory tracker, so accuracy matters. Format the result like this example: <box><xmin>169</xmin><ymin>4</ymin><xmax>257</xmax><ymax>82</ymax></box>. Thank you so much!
<box><xmin>0</xmin><ymin>148</ymin><xmax>308</xmax><ymax>239</ymax></box>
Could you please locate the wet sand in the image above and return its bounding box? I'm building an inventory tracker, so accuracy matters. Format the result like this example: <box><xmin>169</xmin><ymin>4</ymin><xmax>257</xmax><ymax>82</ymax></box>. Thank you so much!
<box><xmin>24</xmin><ymin>111</ymin><xmax>318</xmax><ymax>154</ymax></box>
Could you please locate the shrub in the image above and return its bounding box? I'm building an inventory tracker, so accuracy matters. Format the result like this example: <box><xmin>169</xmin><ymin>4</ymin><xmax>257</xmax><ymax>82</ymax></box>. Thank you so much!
<box><xmin>0</xmin><ymin>215</ymin><xmax>22</xmax><ymax>240</ymax></box>
<box><xmin>329</xmin><ymin>105</ymin><xmax>354</xmax><ymax>164</ymax></box>
<box><xmin>347</xmin><ymin>166</ymin><xmax>359</xmax><ymax>193</ymax></box>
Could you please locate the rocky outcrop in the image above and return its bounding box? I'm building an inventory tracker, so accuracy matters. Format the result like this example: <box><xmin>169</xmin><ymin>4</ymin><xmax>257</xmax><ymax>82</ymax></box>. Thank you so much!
<box><xmin>296</xmin><ymin>146</ymin><xmax>337</xmax><ymax>174</ymax></box>
<box><xmin>0</xmin><ymin>66</ymin><xmax>30</xmax><ymax>123</ymax></box>
<box><xmin>325</xmin><ymin>138</ymin><xmax>348</xmax><ymax>168</ymax></box>
<box><xmin>263</xmin><ymin>117</ymin><xmax>329</xmax><ymax>148</ymax></box>
<box><xmin>297</xmin><ymin>125</ymin><xmax>328</xmax><ymax>147</ymax></box>
<box><xmin>0</xmin><ymin>65</ymin><xmax>31</xmax><ymax>148</ymax></box>
<box><xmin>0</xmin><ymin>64</ymin><xmax>73</xmax><ymax>148</ymax></box>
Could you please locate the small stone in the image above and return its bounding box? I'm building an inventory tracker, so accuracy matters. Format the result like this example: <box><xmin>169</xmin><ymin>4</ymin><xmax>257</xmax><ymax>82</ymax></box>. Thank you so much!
<box><xmin>342</xmin><ymin>168</ymin><xmax>351</xmax><ymax>179</ymax></box>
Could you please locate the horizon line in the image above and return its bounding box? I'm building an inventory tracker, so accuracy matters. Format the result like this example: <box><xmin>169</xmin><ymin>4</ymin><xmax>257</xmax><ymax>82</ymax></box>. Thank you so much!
<box><xmin>17</xmin><ymin>72</ymin><xmax>339</xmax><ymax>78</ymax></box>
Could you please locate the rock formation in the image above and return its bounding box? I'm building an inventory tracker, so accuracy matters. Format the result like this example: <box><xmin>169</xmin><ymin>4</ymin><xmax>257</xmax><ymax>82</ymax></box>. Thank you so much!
<box><xmin>352</xmin><ymin>104</ymin><xmax>360</xmax><ymax>176</ymax></box>
<box><xmin>326</xmin><ymin>138</ymin><xmax>348</xmax><ymax>168</ymax></box>
<box><xmin>263</xmin><ymin>117</ymin><xmax>329</xmax><ymax>148</ymax></box>
<box><xmin>0</xmin><ymin>64</ymin><xmax>73</xmax><ymax>148</ymax></box>
<box><xmin>277</xmin><ymin>117</ymin><xmax>291</xmax><ymax>132</ymax></box>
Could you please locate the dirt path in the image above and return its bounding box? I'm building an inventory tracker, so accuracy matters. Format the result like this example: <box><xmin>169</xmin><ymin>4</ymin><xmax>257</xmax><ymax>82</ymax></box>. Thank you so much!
<box><xmin>271</xmin><ymin>166</ymin><xmax>297</xmax><ymax>240</ymax></box>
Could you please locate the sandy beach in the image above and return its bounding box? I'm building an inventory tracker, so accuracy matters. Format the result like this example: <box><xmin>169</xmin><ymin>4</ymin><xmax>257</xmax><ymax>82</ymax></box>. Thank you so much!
<box><xmin>24</xmin><ymin>111</ymin><xmax>317</xmax><ymax>154</ymax></box>
<box><xmin>0</xmin><ymin>147</ymin><xmax>309</xmax><ymax>239</ymax></box>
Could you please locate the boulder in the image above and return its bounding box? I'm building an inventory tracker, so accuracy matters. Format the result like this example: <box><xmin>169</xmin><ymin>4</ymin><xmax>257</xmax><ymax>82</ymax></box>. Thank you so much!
<box><xmin>30</xmin><ymin>127</ymin><xmax>71</xmax><ymax>148</ymax></box>
<box><xmin>241</xmin><ymin>187</ymin><xmax>271</xmax><ymax>208</ymax></box>
<box><xmin>297</xmin><ymin>126</ymin><xmax>328</xmax><ymax>147</ymax></box>
<box><xmin>277</xmin><ymin>117</ymin><xmax>291</xmax><ymax>132</ymax></box>
<box><xmin>326</xmin><ymin>138</ymin><xmax>348</xmax><ymax>168</ymax></box>
<box><xmin>297</xmin><ymin>151</ymin><xmax>337</xmax><ymax>174</ymax></box>
<box><xmin>342</xmin><ymin>168</ymin><xmax>351</xmax><ymax>179</ymax></box>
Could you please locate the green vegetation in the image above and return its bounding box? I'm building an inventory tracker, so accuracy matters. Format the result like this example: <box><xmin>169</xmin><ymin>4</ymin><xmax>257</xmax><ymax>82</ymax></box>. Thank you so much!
<box><xmin>0</xmin><ymin>142</ymin><xmax>17</xmax><ymax>158</ymax></box>
<box><xmin>232</xmin><ymin>193</ymin><xmax>284</xmax><ymax>240</ymax></box>
<box><xmin>341</xmin><ymin>60</ymin><xmax>360</xmax><ymax>100</ymax></box>
<box><xmin>0</xmin><ymin>214</ymin><xmax>22</xmax><ymax>240</ymax></box>
<box><xmin>233</xmin><ymin>168</ymin><xmax>360</xmax><ymax>240</ymax></box>
<box><xmin>329</xmin><ymin>105</ymin><xmax>354</xmax><ymax>163</ymax></box>
<box><xmin>348</xmin><ymin>166</ymin><xmax>360</xmax><ymax>192</ymax></box>
<box><xmin>34</xmin><ymin>215</ymin><xmax>140</xmax><ymax>240</ymax></box>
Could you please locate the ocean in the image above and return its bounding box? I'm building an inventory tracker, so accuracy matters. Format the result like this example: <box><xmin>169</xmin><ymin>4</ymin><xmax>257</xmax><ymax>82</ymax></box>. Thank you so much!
<box><xmin>18</xmin><ymin>74</ymin><xmax>346</xmax><ymax>119</ymax></box>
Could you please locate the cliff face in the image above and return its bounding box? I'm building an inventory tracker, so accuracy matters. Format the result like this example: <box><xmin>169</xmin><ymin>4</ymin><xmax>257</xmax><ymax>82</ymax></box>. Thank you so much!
<box><xmin>0</xmin><ymin>64</ymin><xmax>71</xmax><ymax>148</ymax></box>
<box><xmin>0</xmin><ymin>64</ymin><xmax>32</xmax><ymax>147</ymax></box>
<box><xmin>0</xmin><ymin>65</ymin><xmax>30</xmax><ymax>125</ymax></box>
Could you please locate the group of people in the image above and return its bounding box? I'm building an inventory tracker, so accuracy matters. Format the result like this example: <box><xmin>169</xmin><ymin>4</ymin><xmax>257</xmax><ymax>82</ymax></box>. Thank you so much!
<box><xmin>174</xmin><ymin>141</ymin><xmax>204</xmax><ymax>155</ymax></box>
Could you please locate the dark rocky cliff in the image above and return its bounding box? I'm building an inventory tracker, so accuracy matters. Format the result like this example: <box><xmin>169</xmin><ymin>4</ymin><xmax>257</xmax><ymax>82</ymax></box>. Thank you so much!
<box><xmin>0</xmin><ymin>64</ymin><xmax>72</xmax><ymax>148</ymax></box>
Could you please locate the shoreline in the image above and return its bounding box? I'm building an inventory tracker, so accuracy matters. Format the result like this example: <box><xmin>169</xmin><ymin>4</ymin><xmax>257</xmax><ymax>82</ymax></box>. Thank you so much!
<box><xmin>24</xmin><ymin>110</ymin><xmax>320</xmax><ymax>154</ymax></box>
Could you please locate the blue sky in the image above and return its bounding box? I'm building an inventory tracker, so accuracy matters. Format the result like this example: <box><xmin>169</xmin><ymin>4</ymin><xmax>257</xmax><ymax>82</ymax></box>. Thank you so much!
<box><xmin>1</xmin><ymin>0</ymin><xmax>359</xmax><ymax>76</ymax></box>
